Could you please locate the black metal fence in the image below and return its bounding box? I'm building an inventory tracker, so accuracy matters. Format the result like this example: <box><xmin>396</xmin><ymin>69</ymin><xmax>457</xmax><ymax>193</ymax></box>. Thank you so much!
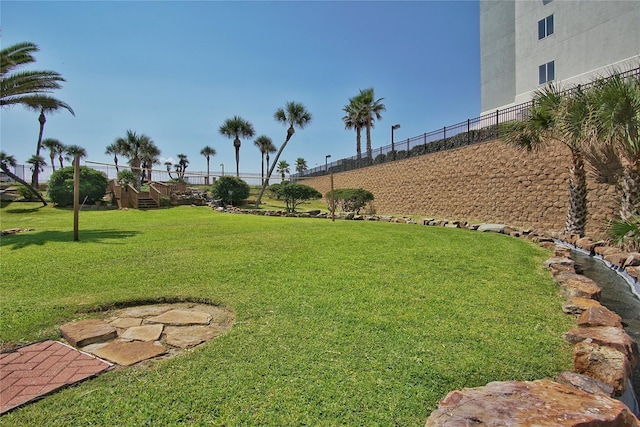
<box><xmin>298</xmin><ymin>66</ymin><xmax>640</xmax><ymax>179</ymax></box>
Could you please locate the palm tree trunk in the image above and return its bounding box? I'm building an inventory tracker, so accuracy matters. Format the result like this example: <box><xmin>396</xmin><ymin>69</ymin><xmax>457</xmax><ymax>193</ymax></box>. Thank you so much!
<box><xmin>32</xmin><ymin>110</ymin><xmax>46</xmax><ymax>187</ymax></box>
<box><xmin>0</xmin><ymin>163</ymin><xmax>47</xmax><ymax>206</ymax></box>
<box><xmin>255</xmin><ymin>126</ymin><xmax>294</xmax><ymax>208</ymax></box>
<box><xmin>266</xmin><ymin>154</ymin><xmax>271</xmax><ymax>186</ymax></box>
<box><xmin>234</xmin><ymin>138</ymin><xmax>241</xmax><ymax>178</ymax></box>
<box><xmin>261</xmin><ymin>154</ymin><xmax>265</xmax><ymax>186</ymax></box>
<box><xmin>620</xmin><ymin>165</ymin><xmax>640</xmax><ymax>220</ymax></box>
<box><xmin>206</xmin><ymin>158</ymin><xmax>210</xmax><ymax>186</ymax></box>
<box><xmin>365</xmin><ymin>124</ymin><xmax>372</xmax><ymax>163</ymax></box>
<box><xmin>59</xmin><ymin>154</ymin><xmax>64</xmax><ymax>169</ymax></box>
<box><xmin>563</xmin><ymin>151</ymin><xmax>588</xmax><ymax>237</ymax></box>
<box><xmin>356</xmin><ymin>127</ymin><xmax>362</xmax><ymax>161</ymax></box>
<box><xmin>50</xmin><ymin>154</ymin><xmax>56</xmax><ymax>172</ymax></box>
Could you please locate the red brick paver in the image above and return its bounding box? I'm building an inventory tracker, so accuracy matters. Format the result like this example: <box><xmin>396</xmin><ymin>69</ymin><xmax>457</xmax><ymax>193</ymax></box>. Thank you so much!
<box><xmin>0</xmin><ymin>340</ymin><xmax>112</xmax><ymax>414</ymax></box>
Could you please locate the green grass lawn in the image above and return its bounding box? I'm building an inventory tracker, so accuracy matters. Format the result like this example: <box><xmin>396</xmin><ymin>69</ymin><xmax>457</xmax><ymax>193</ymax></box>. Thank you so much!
<box><xmin>0</xmin><ymin>202</ymin><xmax>574</xmax><ymax>426</ymax></box>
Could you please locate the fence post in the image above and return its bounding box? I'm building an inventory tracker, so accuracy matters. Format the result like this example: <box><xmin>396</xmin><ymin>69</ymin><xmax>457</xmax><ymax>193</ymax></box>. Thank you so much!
<box><xmin>467</xmin><ymin>119</ymin><xmax>471</xmax><ymax>144</ymax></box>
<box><xmin>443</xmin><ymin>126</ymin><xmax>447</xmax><ymax>145</ymax></box>
<box><xmin>495</xmin><ymin>109</ymin><xmax>500</xmax><ymax>138</ymax></box>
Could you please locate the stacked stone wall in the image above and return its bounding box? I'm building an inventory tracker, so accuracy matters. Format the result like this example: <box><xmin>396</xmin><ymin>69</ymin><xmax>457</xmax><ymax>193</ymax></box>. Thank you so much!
<box><xmin>302</xmin><ymin>139</ymin><xmax>621</xmax><ymax>239</ymax></box>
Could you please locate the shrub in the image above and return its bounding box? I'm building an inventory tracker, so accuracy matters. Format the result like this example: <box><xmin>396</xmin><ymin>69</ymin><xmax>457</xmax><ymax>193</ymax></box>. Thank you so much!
<box><xmin>117</xmin><ymin>170</ymin><xmax>135</xmax><ymax>186</ymax></box>
<box><xmin>16</xmin><ymin>184</ymin><xmax>40</xmax><ymax>201</ymax></box>
<box><xmin>210</xmin><ymin>176</ymin><xmax>250</xmax><ymax>205</ymax></box>
<box><xmin>268</xmin><ymin>183</ymin><xmax>282</xmax><ymax>199</ymax></box>
<box><xmin>276</xmin><ymin>183</ymin><xmax>322</xmax><ymax>212</ymax></box>
<box><xmin>48</xmin><ymin>166</ymin><xmax>109</xmax><ymax>207</ymax></box>
<box><xmin>326</xmin><ymin>188</ymin><xmax>374</xmax><ymax>214</ymax></box>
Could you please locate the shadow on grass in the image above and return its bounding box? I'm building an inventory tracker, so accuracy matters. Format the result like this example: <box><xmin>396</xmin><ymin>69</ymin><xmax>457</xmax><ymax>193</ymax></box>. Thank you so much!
<box><xmin>0</xmin><ymin>229</ymin><xmax>141</xmax><ymax>249</ymax></box>
<box><xmin>3</xmin><ymin>205</ymin><xmax>47</xmax><ymax>214</ymax></box>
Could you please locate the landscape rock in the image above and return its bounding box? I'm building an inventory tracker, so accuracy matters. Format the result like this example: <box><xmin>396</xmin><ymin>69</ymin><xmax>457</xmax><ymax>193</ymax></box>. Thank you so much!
<box><xmin>424</xmin><ymin>380</ymin><xmax>639</xmax><ymax>426</ymax></box>
<box><xmin>60</xmin><ymin>319</ymin><xmax>117</xmax><ymax>347</ymax></box>
<box><xmin>595</xmin><ymin>246</ymin><xmax>625</xmax><ymax>256</ymax></box>
<box><xmin>110</xmin><ymin>317</ymin><xmax>142</xmax><ymax>329</ymax></box>
<box><xmin>147</xmin><ymin>309</ymin><xmax>211</xmax><ymax>326</ymax></box>
<box><xmin>555</xmin><ymin>245</ymin><xmax>572</xmax><ymax>258</ymax></box>
<box><xmin>92</xmin><ymin>340</ymin><xmax>167</xmax><ymax>366</ymax></box>
<box><xmin>164</xmin><ymin>325</ymin><xmax>220</xmax><ymax>348</ymax></box>
<box><xmin>556</xmin><ymin>371</ymin><xmax>615</xmax><ymax>396</ymax></box>
<box><xmin>577</xmin><ymin>306</ymin><xmax>623</xmax><ymax>328</ymax></box>
<box><xmin>563</xmin><ymin>326</ymin><xmax>638</xmax><ymax>367</ymax></box>
<box><xmin>477</xmin><ymin>223</ymin><xmax>505</xmax><ymax>233</ymax></box>
<box><xmin>562</xmin><ymin>297</ymin><xmax>603</xmax><ymax>315</ymax></box>
<box><xmin>573</xmin><ymin>341</ymin><xmax>632</xmax><ymax>396</ymax></box>
<box><xmin>544</xmin><ymin>257</ymin><xmax>576</xmax><ymax>274</ymax></box>
<box><xmin>623</xmin><ymin>253</ymin><xmax>640</xmax><ymax>267</ymax></box>
<box><xmin>558</xmin><ymin>275</ymin><xmax>601</xmax><ymax>300</ymax></box>
<box><xmin>120</xmin><ymin>324</ymin><xmax>164</xmax><ymax>342</ymax></box>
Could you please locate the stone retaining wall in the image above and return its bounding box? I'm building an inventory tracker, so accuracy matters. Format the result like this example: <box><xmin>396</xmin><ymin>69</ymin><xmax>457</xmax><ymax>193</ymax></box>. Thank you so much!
<box><xmin>301</xmin><ymin>138</ymin><xmax>622</xmax><ymax>239</ymax></box>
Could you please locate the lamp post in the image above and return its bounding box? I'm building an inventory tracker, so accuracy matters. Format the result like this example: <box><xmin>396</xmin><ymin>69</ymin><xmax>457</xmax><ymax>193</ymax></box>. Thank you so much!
<box><xmin>325</xmin><ymin>154</ymin><xmax>331</xmax><ymax>173</ymax></box>
<box><xmin>220</xmin><ymin>163</ymin><xmax>224</xmax><ymax>176</ymax></box>
<box><xmin>391</xmin><ymin>124</ymin><xmax>401</xmax><ymax>161</ymax></box>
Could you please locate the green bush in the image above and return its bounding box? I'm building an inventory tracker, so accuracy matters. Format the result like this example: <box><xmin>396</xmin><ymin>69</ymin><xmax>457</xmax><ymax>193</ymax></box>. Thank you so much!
<box><xmin>48</xmin><ymin>166</ymin><xmax>109</xmax><ymax>207</ymax></box>
<box><xmin>276</xmin><ymin>183</ymin><xmax>322</xmax><ymax>212</ymax></box>
<box><xmin>117</xmin><ymin>170</ymin><xmax>135</xmax><ymax>186</ymax></box>
<box><xmin>268</xmin><ymin>183</ymin><xmax>282</xmax><ymax>199</ymax></box>
<box><xmin>16</xmin><ymin>184</ymin><xmax>40</xmax><ymax>201</ymax></box>
<box><xmin>326</xmin><ymin>188</ymin><xmax>374</xmax><ymax>214</ymax></box>
<box><xmin>211</xmin><ymin>176</ymin><xmax>250</xmax><ymax>205</ymax></box>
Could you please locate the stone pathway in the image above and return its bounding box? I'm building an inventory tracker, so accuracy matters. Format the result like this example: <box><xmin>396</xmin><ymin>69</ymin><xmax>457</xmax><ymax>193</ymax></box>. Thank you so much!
<box><xmin>0</xmin><ymin>302</ymin><xmax>234</xmax><ymax>414</ymax></box>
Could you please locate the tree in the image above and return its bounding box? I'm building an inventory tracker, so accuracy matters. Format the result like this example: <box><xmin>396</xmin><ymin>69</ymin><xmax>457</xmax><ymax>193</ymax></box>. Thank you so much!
<box><xmin>255</xmin><ymin>102</ymin><xmax>312</xmax><ymax>207</ymax></box>
<box><xmin>42</xmin><ymin>138</ymin><xmax>65</xmax><ymax>172</ymax></box>
<box><xmin>140</xmin><ymin>143</ymin><xmax>161</xmax><ymax>184</ymax></box>
<box><xmin>500</xmin><ymin>84</ymin><xmax>595</xmax><ymax>237</ymax></box>
<box><xmin>0</xmin><ymin>151</ymin><xmax>47</xmax><ymax>206</ymax></box>
<box><xmin>105</xmin><ymin>142</ymin><xmax>125</xmax><ymax>174</ymax></box>
<box><xmin>164</xmin><ymin>161</ymin><xmax>175</xmax><ymax>180</ymax></box>
<box><xmin>219</xmin><ymin>116</ymin><xmax>255</xmax><ymax>178</ymax></box>
<box><xmin>210</xmin><ymin>176</ymin><xmax>250</xmax><ymax>205</ymax></box>
<box><xmin>175</xmin><ymin>153</ymin><xmax>189</xmax><ymax>181</ymax></box>
<box><xmin>114</xmin><ymin>130</ymin><xmax>158</xmax><ymax>190</ymax></box>
<box><xmin>276</xmin><ymin>183</ymin><xmax>322</xmax><ymax>213</ymax></box>
<box><xmin>26</xmin><ymin>155</ymin><xmax>46</xmax><ymax>187</ymax></box>
<box><xmin>593</xmin><ymin>72</ymin><xmax>640</xmax><ymax>220</ymax></box>
<box><xmin>342</xmin><ymin>96</ymin><xmax>365</xmax><ymax>159</ymax></box>
<box><xmin>608</xmin><ymin>215</ymin><xmax>640</xmax><ymax>252</ymax></box>
<box><xmin>277</xmin><ymin>160</ymin><xmax>290</xmax><ymax>183</ymax></box>
<box><xmin>254</xmin><ymin>135</ymin><xmax>274</xmax><ymax>186</ymax></box>
<box><xmin>295</xmin><ymin>157</ymin><xmax>308</xmax><ymax>176</ymax></box>
<box><xmin>326</xmin><ymin>188</ymin><xmax>375</xmax><ymax>214</ymax></box>
<box><xmin>355</xmin><ymin>88</ymin><xmax>385</xmax><ymax>161</ymax></box>
<box><xmin>65</xmin><ymin>145</ymin><xmax>87</xmax><ymax>160</ymax></box>
<box><xmin>48</xmin><ymin>165</ymin><xmax>108</xmax><ymax>207</ymax></box>
<box><xmin>200</xmin><ymin>146</ymin><xmax>216</xmax><ymax>185</ymax></box>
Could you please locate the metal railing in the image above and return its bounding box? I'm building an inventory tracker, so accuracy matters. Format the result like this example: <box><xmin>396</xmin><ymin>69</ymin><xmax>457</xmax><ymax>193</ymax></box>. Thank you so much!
<box><xmin>298</xmin><ymin>66</ymin><xmax>640</xmax><ymax>178</ymax></box>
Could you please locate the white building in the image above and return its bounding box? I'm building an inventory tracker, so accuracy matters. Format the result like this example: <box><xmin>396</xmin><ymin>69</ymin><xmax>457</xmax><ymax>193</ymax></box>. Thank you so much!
<box><xmin>480</xmin><ymin>0</ymin><xmax>640</xmax><ymax>115</ymax></box>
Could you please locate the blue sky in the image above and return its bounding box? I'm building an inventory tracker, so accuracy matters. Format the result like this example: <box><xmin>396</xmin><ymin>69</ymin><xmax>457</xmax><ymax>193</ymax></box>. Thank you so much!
<box><xmin>1</xmin><ymin>0</ymin><xmax>480</xmax><ymax>176</ymax></box>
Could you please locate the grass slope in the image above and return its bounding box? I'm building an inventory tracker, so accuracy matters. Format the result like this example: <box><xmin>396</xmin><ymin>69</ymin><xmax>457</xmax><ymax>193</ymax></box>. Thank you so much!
<box><xmin>0</xmin><ymin>203</ymin><xmax>573</xmax><ymax>426</ymax></box>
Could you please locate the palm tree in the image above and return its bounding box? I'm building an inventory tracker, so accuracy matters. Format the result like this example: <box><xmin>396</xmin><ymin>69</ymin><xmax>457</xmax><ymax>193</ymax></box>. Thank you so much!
<box><xmin>254</xmin><ymin>135</ymin><xmax>273</xmax><ymax>185</ymax></box>
<box><xmin>200</xmin><ymin>146</ymin><xmax>216</xmax><ymax>185</ymax></box>
<box><xmin>140</xmin><ymin>143</ymin><xmax>161</xmax><ymax>184</ymax></box>
<box><xmin>219</xmin><ymin>116</ymin><xmax>255</xmax><ymax>178</ymax></box>
<box><xmin>593</xmin><ymin>72</ymin><xmax>640</xmax><ymax>220</ymax></box>
<box><xmin>356</xmin><ymin>88</ymin><xmax>386</xmax><ymax>161</ymax></box>
<box><xmin>0</xmin><ymin>151</ymin><xmax>47</xmax><ymax>206</ymax></box>
<box><xmin>164</xmin><ymin>161</ymin><xmax>174</xmax><ymax>180</ymax></box>
<box><xmin>65</xmin><ymin>144</ymin><xmax>87</xmax><ymax>160</ymax></box>
<box><xmin>175</xmin><ymin>153</ymin><xmax>189</xmax><ymax>181</ymax></box>
<box><xmin>105</xmin><ymin>141</ymin><xmax>125</xmax><ymax>174</ymax></box>
<box><xmin>26</xmin><ymin>155</ymin><xmax>46</xmax><ymax>187</ymax></box>
<box><xmin>277</xmin><ymin>160</ymin><xmax>290</xmax><ymax>183</ymax></box>
<box><xmin>501</xmin><ymin>84</ymin><xmax>595</xmax><ymax>237</ymax></box>
<box><xmin>295</xmin><ymin>157</ymin><xmax>308</xmax><ymax>176</ymax></box>
<box><xmin>42</xmin><ymin>138</ymin><xmax>64</xmax><ymax>172</ymax></box>
<box><xmin>255</xmin><ymin>101</ymin><xmax>312</xmax><ymax>207</ymax></box>
<box><xmin>114</xmin><ymin>130</ymin><xmax>157</xmax><ymax>190</ymax></box>
<box><xmin>342</xmin><ymin>97</ymin><xmax>365</xmax><ymax>160</ymax></box>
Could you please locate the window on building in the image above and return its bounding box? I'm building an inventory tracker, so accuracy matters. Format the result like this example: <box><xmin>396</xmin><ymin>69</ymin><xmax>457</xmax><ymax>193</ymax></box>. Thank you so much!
<box><xmin>539</xmin><ymin>61</ymin><xmax>555</xmax><ymax>84</ymax></box>
<box><xmin>538</xmin><ymin>15</ymin><xmax>554</xmax><ymax>39</ymax></box>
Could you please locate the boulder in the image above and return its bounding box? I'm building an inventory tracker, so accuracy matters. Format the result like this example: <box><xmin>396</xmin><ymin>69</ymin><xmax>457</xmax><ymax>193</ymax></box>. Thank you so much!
<box><xmin>424</xmin><ymin>380</ymin><xmax>639</xmax><ymax>426</ymax></box>
<box><xmin>623</xmin><ymin>253</ymin><xmax>640</xmax><ymax>267</ymax></box>
<box><xmin>563</xmin><ymin>326</ymin><xmax>638</xmax><ymax>367</ymax></box>
<box><xmin>577</xmin><ymin>306</ymin><xmax>623</xmax><ymax>328</ymax></box>
<box><xmin>562</xmin><ymin>297</ymin><xmax>603</xmax><ymax>315</ymax></box>
<box><xmin>555</xmin><ymin>245</ymin><xmax>572</xmax><ymax>258</ymax></box>
<box><xmin>604</xmin><ymin>252</ymin><xmax>631</xmax><ymax>268</ymax></box>
<box><xmin>595</xmin><ymin>246</ymin><xmax>624</xmax><ymax>256</ymax></box>
<box><xmin>477</xmin><ymin>223</ymin><xmax>505</xmax><ymax>233</ymax></box>
<box><xmin>626</xmin><ymin>266</ymin><xmax>639</xmax><ymax>281</ymax></box>
<box><xmin>556</xmin><ymin>371</ymin><xmax>615</xmax><ymax>396</ymax></box>
<box><xmin>573</xmin><ymin>341</ymin><xmax>632</xmax><ymax>396</ymax></box>
<box><xmin>60</xmin><ymin>319</ymin><xmax>117</xmax><ymax>348</ymax></box>
<box><xmin>543</xmin><ymin>257</ymin><xmax>575</xmax><ymax>274</ymax></box>
<box><xmin>558</xmin><ymin>276</ymin><xmax>601</xmax><ymax>300</ymax></box>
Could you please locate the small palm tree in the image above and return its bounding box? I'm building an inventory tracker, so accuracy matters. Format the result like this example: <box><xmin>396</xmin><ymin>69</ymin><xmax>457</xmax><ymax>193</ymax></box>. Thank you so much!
<box><xmin>219</xmin><ymin>116</ymin><xmax>255</xmax><ymax>178</ymax></box>
<box><xmin>105</xmin><ymin>141</ymin><xmax>125</xmax><ymax>174</ymax></box>
<box><xmin>42</xmin><ymin>138</ymin><xmax>64</xmax><ymax>172</ymax></box>
<box><xmin>277</xmin><ymin>160</ymin><xmax>290</xmax><ymax>183</ymax></box>
<box><xmin>608</xmin><ymin>215</ymin><xmax>640</xmax><ymax>252</ymax></box>
<box><xmin>295</xmin><ymin>157</ymin><xmax>308</xmax><ymax>175</ymax></box>
<box><xmin>200</xmin><ymin>146</ymin><xmax>217</xmax><ymax>185</ymax></box>
<box><xmin>255</xmin><ymin>101</ymin><xmax>312</xmax><ymax>207</ymax></box>
<box><xmin>501</xmin><ymin>84</ymin><xmax>595</xmax><ymax>237</ymax></box>
<box><xmin>65</xmin><ymin>144</ymin><xmax>87</xmax><ymax>161</ymax></box>
<box><xmin>593</xmin><ymin>72</ymin><xmax>640</xmax><ymax>220</ymax></box>
<box><xmin>26</xmin><ymin>155</ymin><xmax>46</xmax><ymax>186</ymax></box>
<box><xmin>175</xmin><ymin>153</ymin><xmax>189</xmax><ymax>181</ymax></box>
<box><xmin>140</xmin><ymin>143</ymin><xmax>161</xmax><ymax>184</ymax></box>
<box><xmin>164</xmin><ymin>161</ymin><xmax>174</xmax><ymax>180</ymax></box>
<box><xmin>114</xmin><ymin>130</ymin><xmax>157</xmax><ymax>190</ymax></box>
<box><xmin>0</xmin><ymin>151</ymin><xmax>47</xmax><ymax>206</ymax></box>
<box><xmin>254</xmin><ymin>135</ymin><xmax>273</xmax><ymax>185</ymax></box>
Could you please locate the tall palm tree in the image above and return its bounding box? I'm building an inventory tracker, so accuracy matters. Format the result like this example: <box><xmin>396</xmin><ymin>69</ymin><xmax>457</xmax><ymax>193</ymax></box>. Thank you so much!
<box><xmin>65</xmin><ymin>144</ymin><xmax>87</xmax><ymax>160</ymax></box>
<box><xmin>42</xmin><ymin>138</ymin><xmax>64</xmax><ymax>172</ymax></box>
<box><xmin>0</xmin><ymin>151</ymin><xmax>47</xmax><ymax>206</ymax></box>
<box><xmin>200</xmin><ymin>146</ymin><xmax>216</xmax><ymax>185</ymax></box>
<box><xmin>255</xmin><ymin>101</ymin><xmax>312</xmax><ymax>207</ymax></box>
<box><xmin>114</xmin><ymin>130</ymin><xmax>157</xmax><ymax>190</ymax></box>
<box><xmin>501</xmin><ymin>84</ymin><xmax>595</xmax><ymax>236</ymax></box>
<box><xmin>105</xmin><ymin>141</ymin><xmax>125</xmax><ymax>174</ymax></box>
<box><xmin>253</xmin><ymin>135</ymin><xmax>273</xmax><ymax>185</ymax></box>
<box><xmin>342</xmin><ymin>97</ymin><xmax>365</xmax><ymax>160</ymax></box>
<box><xmin>356</xmin><ymin>88</ymin><xmax>386</xmax><ymax>160</ymax></box>
<box><xmin>219</xmin><ymin>116</ymin><xmax>255</xmax><ymax>178</ymax></box>
<box><xmin>593</xmin><ymin>72</ymin><xmax>640</xmax><ymax>220</ymax></box>
<box><xmin>295</xmin><ymin>157</ymin><xmax>308</xmax><ymax>175</ymax></box>
<box><xmin>277</xmin><ymin>160</ymin><xmax>290</xmax><ymax>183</ymax></box>
<box><xmin>140</xmin><ymin>143</ymin><xmax>161</xmax><ymax>184</ymax></box>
